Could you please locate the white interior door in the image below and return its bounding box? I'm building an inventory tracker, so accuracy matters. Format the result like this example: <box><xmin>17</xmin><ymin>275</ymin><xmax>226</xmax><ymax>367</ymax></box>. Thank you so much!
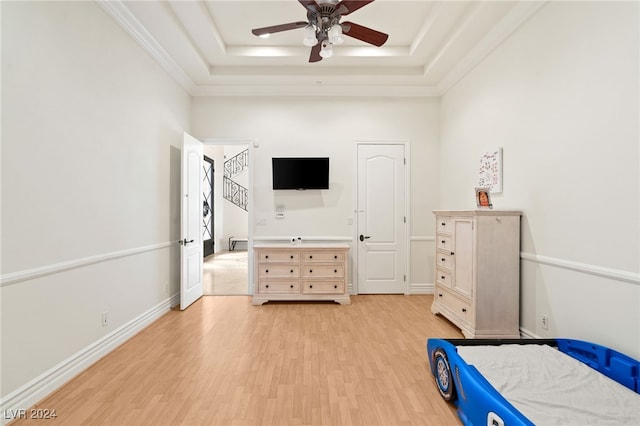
<box><xmin>356</xmin><ymin>143</ymin><xmax>407</xmax><ymax>294</ymax></box>
<box><xmin>180</xmin><ymin>132</ymin><xmax>204</xmax><ymax>310</ymax></box>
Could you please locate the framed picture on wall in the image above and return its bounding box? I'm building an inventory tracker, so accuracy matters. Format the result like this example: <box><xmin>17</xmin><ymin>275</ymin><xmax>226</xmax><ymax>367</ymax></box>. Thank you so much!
<box><xmin>475</xmin><ymin>187</ymin><xmax>493</xmax><ymax>209</ymax></box>
<box><xmin>478</xmin><ymin>148</ymin><xmax>503</xmax><ymax>193</ymax></box>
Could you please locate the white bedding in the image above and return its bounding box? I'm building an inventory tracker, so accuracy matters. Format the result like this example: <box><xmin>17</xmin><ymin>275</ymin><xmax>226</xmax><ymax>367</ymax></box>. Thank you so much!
<box><xmin>456</xmin><ymin>344</ymin><xmax>640</xmax><ymax>425</ymax></box>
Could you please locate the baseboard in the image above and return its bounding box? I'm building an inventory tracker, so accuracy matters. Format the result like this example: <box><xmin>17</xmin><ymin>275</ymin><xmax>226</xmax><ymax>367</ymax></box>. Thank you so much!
<box><xmin>409</xmin><ymin>282</ymin><xmax>434</xmax><ymax>294</ymax></box>
<box><xmin>0</xmin><ymin>293</ymin><xmax>179</xmax><ymax>425</ymax></box>
<box><xmin>519</xmin><ymin>327</ymin><xmax>540</xmax><ymax>339</ymax></box>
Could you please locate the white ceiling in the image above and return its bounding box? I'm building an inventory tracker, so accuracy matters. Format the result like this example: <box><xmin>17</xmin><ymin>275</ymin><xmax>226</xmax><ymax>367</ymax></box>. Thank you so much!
<box><xmin>99</xmin><ymin>0</ymin><xmax>546</xmax><ymax>97</ymax></box>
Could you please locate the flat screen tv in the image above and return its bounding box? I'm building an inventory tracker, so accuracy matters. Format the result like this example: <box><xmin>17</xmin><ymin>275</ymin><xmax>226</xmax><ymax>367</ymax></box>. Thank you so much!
<box><xmin>272</xmin><ymin>157</ymin><xmax>329</xmax><ymax>190</ymax></box>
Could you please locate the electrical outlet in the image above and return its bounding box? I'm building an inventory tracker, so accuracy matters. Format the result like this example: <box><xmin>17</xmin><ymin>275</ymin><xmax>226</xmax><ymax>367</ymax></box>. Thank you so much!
<box><xmin>541</xmin><ymin>315</ymin><xmax>549</xmax><ymax>330</ymax></box>
<box><xmin>101</xmin><ymin>312</ymin><xmax>108</xmax><ymax>327</ymax></box>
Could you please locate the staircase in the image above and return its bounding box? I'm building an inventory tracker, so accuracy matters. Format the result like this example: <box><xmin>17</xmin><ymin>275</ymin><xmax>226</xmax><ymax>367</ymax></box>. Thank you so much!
<box><xmin>223</xmin><ymin>149</ymin><xmax>248</xmax><ymax>211</ymax></box>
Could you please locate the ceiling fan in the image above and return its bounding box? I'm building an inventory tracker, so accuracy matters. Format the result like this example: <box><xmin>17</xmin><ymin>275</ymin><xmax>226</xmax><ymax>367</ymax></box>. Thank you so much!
<box><xmin>251</xmin><ymin>0</ymin><xmax>388</xmax><ymax>63</ymax></box>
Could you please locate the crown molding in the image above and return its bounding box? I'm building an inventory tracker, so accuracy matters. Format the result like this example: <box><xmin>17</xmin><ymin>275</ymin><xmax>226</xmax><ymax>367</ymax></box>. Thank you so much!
<box><xmin>437</xmin><ymin>1</ymin><xmax>548</xmax><ymax>94</ymax></box>
<box><xmin>95</xmin><ymin>0</ymin><xmax>197</xmax><ymax>95</ymax></box>
<box><xmin>191</xmin><ymin>84</ymin><xmax>442</xmax><ymax>97</ymax></box>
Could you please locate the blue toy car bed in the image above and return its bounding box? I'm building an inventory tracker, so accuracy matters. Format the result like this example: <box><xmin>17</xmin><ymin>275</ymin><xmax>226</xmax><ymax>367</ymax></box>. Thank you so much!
<box><xmin>426</xmin><ymin>338</ymin><xmax>640</xmax><ymax>426</ymax></box>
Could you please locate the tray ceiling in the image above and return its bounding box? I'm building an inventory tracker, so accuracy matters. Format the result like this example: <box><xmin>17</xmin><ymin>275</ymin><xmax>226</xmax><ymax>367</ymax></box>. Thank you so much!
<box><xmin>99</xmin><ymin>1</ymin><xmax>545</xmax><ymax>96</ymax></box>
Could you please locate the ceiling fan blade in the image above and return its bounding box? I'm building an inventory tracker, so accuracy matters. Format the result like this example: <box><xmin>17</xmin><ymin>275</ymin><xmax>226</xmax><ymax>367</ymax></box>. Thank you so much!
<box><xmin>334</xmin><ymin>0</ymin><xmax>374</xmax><ymax>16</ymax></box>
<box><xmin>341</xmin><ymin>21</ymin><xmax>388</xmax><ymax>46</ymax></box>
<box><xmin>298</xmin><ymin>0</ymin><xmax>319</xmax><ymax>13</ymax></box>
<box><xmin>309</xmin><ymin>43</ymin><xmax>322</xmax><ymax>63</ymax></box>
<box><xmin>252</xmin><ymin>21</ymin><xmax>308</xmax><ymax>37</ymax></box>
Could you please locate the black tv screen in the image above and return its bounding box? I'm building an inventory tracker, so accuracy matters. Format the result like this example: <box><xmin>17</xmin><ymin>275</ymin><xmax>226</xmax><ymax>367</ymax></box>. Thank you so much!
<box><xmin>272</xmin><ymin>157</ymin><xmax>329</xmax><ymax>190</ymax></box>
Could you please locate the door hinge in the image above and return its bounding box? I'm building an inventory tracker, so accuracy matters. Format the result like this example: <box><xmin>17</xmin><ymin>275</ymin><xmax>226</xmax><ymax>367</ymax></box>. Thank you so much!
<box><xmin>404</xmin><ymin>216</ymin><xmax>406</xmax><ymax>223</ymax></box>
<box><xmin>403</xmin><ymin>158</ymin><xmax>406</xmax><ymax>165</ymax></box>
<box><xmin>404</xmin><ymin>274</ymin><xmax>406</xmax><ymax>282</ymax></box>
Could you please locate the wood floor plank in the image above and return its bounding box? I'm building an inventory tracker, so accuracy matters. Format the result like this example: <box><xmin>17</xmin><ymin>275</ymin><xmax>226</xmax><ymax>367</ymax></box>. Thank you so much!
<box><xmin>12</xmin><ymin>295</ymin><xmax>463</xmax><ymax>426</ymax></box>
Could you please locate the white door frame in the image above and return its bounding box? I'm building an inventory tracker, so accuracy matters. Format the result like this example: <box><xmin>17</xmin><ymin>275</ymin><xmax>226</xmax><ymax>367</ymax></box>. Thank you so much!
<box><xmin>352</xmin><ymin>140</ymin><xmax>411</xmax><ymax>295</ymax></box>
<box><xmin>201</xmin><ymin>137</ymin><xmax>256</xmax><ymax>295</ymax></box>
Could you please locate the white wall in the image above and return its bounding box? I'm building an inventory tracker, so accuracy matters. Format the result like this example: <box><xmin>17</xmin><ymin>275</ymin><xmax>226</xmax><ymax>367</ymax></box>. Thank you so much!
<box><xmin>1</xmin><ymin>0</ymin><xmax>190</xmax><ymax>408</ymax></box>
<box><xmin>440</xmin><ymin>2</ymin><xmax>639</xmax><ymax>357</ymax></box>
<box><xmin>191</xmin><ymin>97</ymin><xmax>441</xmax><ymax>289</ymax></box>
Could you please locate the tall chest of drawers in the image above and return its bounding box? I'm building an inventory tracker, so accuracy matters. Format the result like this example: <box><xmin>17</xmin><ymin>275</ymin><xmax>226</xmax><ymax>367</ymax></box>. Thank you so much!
<box><xmin>252</xmin><ymin>243</ymin><xmax>350</xmax><ymax>305</ymax></box>
<box><xmin>431</xmin><ymin>210</ymin><xmax>521</xmax><ymax>338</ymax></box>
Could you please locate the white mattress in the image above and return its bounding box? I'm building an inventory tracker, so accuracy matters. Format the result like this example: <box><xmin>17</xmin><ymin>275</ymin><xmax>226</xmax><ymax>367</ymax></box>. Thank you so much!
<box><xmin>456</xmin><ymin>344</ymin><xmax>640</xmax><ymax>425</ymax></box>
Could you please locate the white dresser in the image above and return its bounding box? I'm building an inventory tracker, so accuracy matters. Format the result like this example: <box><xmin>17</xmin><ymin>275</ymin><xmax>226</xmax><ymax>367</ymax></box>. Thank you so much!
<box><xmin>431</xmin><ymin>210</ymin><xmax>521</xmax><ymax>338</ymax></box>
<box><xmin>252</xmin><ymin>243</ymin><xmax>350</xmax><ymax>305</ymax></box>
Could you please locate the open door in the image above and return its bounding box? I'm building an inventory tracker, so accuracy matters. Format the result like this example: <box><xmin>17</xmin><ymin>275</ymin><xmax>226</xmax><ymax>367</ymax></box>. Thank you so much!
<box><xmin>180</xmin><ymin>132</ymin><xmax>204</xmax><ymax>310</ymax></box>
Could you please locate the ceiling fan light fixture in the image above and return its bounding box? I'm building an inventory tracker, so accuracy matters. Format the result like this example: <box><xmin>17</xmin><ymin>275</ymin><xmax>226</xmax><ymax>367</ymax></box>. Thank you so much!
<box><xmin>302</xmin><ymin>24</ymin><xmax>318</xmax><ymax>47</ymax></box>
<box><xmin>319</xmin><ymin>40</ymin><xmax>333</xmax><ymax>58</ymax></box>
<box><xmin>328</xmin><ymin>24</ymin><xmax>344</xmax><ymax>45</ymax></box>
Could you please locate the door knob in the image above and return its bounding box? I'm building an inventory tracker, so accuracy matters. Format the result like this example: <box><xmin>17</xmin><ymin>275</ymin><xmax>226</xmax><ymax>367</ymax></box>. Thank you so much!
<box><xmin>180</xmin><ymin>238</ymin><xmax>195</xmax><ymax>245</ymax></box>
<box><xmin>359</xmin><ymin>235</ymin><xmax>371</xmax><ymax>242</ymax></box>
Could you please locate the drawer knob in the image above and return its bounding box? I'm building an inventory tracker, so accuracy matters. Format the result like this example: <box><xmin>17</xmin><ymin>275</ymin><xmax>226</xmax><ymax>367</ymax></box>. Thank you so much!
<box><xmin>334</xmin><ymin>269</ymin><xmax>337</xmax><ymax>273</ymax></box>
<box><xmin>265</xmin><ymin>269</ymin><xmax>269</xmax><ymax>273</ymax></box>
<box><xmin>265</xmin><ymin>255</ymin><xmax>269</xmax><ymax>259</ymax></box>
<box><xmin>441</xmin><ymin>240</ymin><xmax>446</xmax><ymax>244</ymax></box>
<box><xmin>450</xmin><ymin>251</ymin><xmax>455</xmax><ymax>256</ymax></box>
<box><xmin>290</xmin><ymin>255</ymin><xmax>294</xmax><ymax>259</ymax></box>
<box><xmin>441</xmin><ymin>276</ymin><xmax>445</xmax><ymax>280</ymax></box>
<box><xmin>334</xmin><ymin>255</ymin><xmax>337</xmax><ymax>259</ymax></box>
<box><xmin>309</xmin><ymin>285</ymin><xmax>313</xmax><ymax>288</ymax></box>
<box><xmin>441</xmin><ymin>258</ymin><xmax>445</xmax><ymax>262</ymax></box>
<box><xmin>462</xmin><ymin>308</ymin><xmax>467</xmax><ymax>313</ymax></box>
<box><xmin>309</xmin><ymin>269</ymin><xmax>313</xmax><ymax>273</ymax></box>
<box><xmin>290</xmin><ymin>285</ymin><xmax>294</xmax><ymax>289</ymax></box>
<box><xmin>310</xmin><ymin>255</ymin><xmax>313</xmax><ymax>259</ymax></box>
<box><xmin>266</xmin><ymin>284</ymin><xmax>269</xmax><ymax>288</ymax></box>
<box><xmin>290</xmin><ymin>269</ymin><xmax>294</xmax><ymax>273</ymax></box>
<box><xmin>438</xmin><ymin>293</ymin><xmax>443</xmax><ymax>297</ymax></box>
<box><xmin>441</xmin><ymin>222</ymin><xmax>445</xmax><ymax>226</ymax></box>
<box><xmin>334</xmin><ymin>285</ymin><xmax>337</xmax><ymax>289</ymax></box>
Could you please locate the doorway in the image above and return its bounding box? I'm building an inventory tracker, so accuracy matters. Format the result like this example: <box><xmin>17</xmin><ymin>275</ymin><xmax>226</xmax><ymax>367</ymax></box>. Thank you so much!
<box><xmin>201</xmin><ymin>139</ymin><xmax>254</xmax><ymax>296</ymax></box>
<box><xmin>355</xmin><ymin>141</ymin><xmax>409</xmax><ymax>294</ymax></box>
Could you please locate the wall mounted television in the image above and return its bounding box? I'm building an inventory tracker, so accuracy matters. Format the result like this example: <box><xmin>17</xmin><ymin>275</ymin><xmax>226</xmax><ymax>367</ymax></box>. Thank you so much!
<box><xmin>272</xmin><ymin>157</ymin><xmax>329</xmax><ymax>190</ymax></box>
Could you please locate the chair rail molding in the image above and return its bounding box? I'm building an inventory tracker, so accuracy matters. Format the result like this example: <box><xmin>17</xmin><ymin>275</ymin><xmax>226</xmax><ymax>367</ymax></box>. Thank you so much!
<box><xmin>520</xmin><ymin>252</ymin><xmax>639</xmax><ymax>285</ymax></box>
<box><xmin>1</xmin><ymin>241</ymin><xmax>176</xmax><ymax>287</ymax></box>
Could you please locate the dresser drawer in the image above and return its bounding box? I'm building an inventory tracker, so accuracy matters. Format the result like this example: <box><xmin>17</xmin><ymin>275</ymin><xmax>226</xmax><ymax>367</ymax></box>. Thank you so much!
<box><xmin>436</xmin><ymin>235</ymin><xmax>453</xmax><ymax>251</ymax></box>
<box><xmin>436</xmin><ymin>268</ymin><xmax>452</xmax><ymax>287</ymax></box>
<box><xmin>259</xmin><ymin>281</ymin><xmax>300</xmax><ymax>294</ymax></box>
<box><xmin>303</xmin><ymin>251</ymin><xmax>344</xmax><ymax>263</ymax></box>
<box><xmin>258</xmin><ymin>264</ymin><xmax>300</xmax><ymax>278</ymax></box>
<box><xmin>435</xmin><ymin>285</ymin><xmax>473</xmax><ymax>322</ymax></box>
<box><xmin>436</xmin><ymin>251</ymin><xmax>454</xmax><ymax>270</ymax></box>
<box><xmin>302</xmin><ymin>265</ymin><xmax>344</xmax><ymax>278</ymax></box>
<box><xmin>302</xmin><ymin>281</ymin><xmax>344</xmax><ymax>294</ymax></box>
<box><xmin>436</xmin><ymin>217</ymin><xmax>453</xmax><ymax>234</ymax></box>
<box><xmin>259</xmin><ymin>251</ymin><xmax>300</xmax><ymax>262</ymax></box>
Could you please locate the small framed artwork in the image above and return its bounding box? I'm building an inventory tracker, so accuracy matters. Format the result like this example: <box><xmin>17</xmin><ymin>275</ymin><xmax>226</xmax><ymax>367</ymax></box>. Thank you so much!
<box><xmin>475</xmin><ymin>187</ymin><xmax>493</xmax><ymax>209</ymax></box>
<box><xmin>478</xmin><ymin>148</ymin><xmax>503</xmax><ymax>194</ymax></box>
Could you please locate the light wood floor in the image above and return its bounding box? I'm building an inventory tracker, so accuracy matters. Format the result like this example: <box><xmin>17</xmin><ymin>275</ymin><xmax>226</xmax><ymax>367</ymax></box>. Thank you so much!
<box><xmin>14</xmin><ymin>295</ymin><xmax>464</xmax><ymax>426</ymax></box>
